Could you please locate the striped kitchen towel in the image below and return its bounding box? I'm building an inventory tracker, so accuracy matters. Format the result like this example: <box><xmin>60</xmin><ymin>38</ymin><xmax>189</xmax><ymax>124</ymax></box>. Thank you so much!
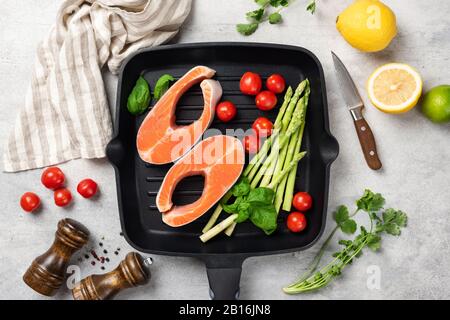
<box><xmin>3</xmin><ymin>0</ymin><xmax>192</xmax><ymax>172</ymax></box>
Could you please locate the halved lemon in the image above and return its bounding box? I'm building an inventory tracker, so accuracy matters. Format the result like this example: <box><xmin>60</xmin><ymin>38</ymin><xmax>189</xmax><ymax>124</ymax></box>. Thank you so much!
<box><xmin>367</xmin><ymin>63</ymin><xmax>422</xmax><ymax>114</ymax></box>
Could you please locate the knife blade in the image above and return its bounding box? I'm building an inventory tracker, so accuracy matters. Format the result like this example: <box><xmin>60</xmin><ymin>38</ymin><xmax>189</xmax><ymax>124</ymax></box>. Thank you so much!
<box><xmin>331</xmin><ymin>51</ymin><xmax>382</xmax><ymax>170</ymax></box>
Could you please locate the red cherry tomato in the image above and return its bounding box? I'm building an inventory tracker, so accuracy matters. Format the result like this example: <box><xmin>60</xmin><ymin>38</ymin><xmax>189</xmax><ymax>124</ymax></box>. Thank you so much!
<box><xmin>240</xmin><ymin>72</ymin><xmax>262</xmax><ymax>95</ymax></box>
<box><xmin>243</xmin><ymin>134</ymin><xmax>261</xmax><ymax>154</ymax></box>
<box><xmin>255</xmin><ymin>91</ymin><xmax>277</xmax><ymax>111</ymax></box>
<box><xmin>266</xmin><ymin>74</ymin><xmax>286</xmax><ymax>94</ymax></box>
<box><xmin>77</xmin><ymin>179</ymin><xmax>98</xmax><ymax>199</ymax></box>
<box><xmin>216</xmin><ymin>101</ymin><xmax>237</xmax><ymax>122</ymax></box>
<box><xmin>41</xmin><ymin>167</ymin><xmax>65</xmax><ymax>190</ymax></box>
<box><xmin>20</xmin><ymin>192</ymin><xmax>41</xmax><ymax>213</ymax></box>
<box><xmin>54</xmin><ymin>188</ymin><xmax>73</xmax><ymax>207</ymax></box>
<box><xmin>252</xmin><ymin>117</ymin><xmax>274</xmax><ymax>137</ymax></box>
<box><xmin>287</xmin><ymin>212</ymin><xmax>307</xmax><ymax>233</ymax></box>
<box><xmin>292</xmin><ymin>192</ymin><xmax>313</xmax><ymax>211</ymax></box>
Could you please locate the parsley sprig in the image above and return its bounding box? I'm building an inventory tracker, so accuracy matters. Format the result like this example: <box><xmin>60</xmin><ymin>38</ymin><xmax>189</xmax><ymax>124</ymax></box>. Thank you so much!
<box><xmin>283</xmin><ymin>190</ymin><xmax>408</xmax><ymax>294</ymax></box>
<box><xmin>237</xmin><ymin>0</ymin><xmax>318</xmax><ymax>36</ymax></box>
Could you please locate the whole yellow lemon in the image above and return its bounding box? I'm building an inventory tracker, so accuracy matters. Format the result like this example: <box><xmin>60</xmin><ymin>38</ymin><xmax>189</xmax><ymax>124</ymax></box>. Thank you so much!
<box><xmin>336</xmin><ymin>0</ymin><xmax>397</xmax><ymax>52</ymax></box>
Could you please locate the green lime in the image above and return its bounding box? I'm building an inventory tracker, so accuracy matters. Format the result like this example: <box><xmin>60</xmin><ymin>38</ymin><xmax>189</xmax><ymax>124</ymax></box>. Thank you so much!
<box><xmin>421</xmin><ymin>85</ymin><xmax>450</xmax><ymax>123</ymax></box>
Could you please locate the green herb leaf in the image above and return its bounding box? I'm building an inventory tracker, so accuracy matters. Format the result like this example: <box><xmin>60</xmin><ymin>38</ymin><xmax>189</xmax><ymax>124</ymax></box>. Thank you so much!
<box><xmin>222</xmin><ymin>198</ymin><xmax>250</xmax><ymax>223</ymax></box>
<box><xmin>255</xmin><ymin>0</ymin><xmax>270</xmax><ymax>6</ymax></box>
<box><xmin>383</xmin><ymin>223</ymin><xmax>401</xmax><ymax>236</ymax></box>
<box><xmin>247</xmin><ymin>187</ymin><xmax>275</xmax><ymax>205</ymax></box>
<box><xmin>306</xmin><ymin>1</ymin><xmax>316</xmax><ymax>14</ymax></box>
<box><xmin>127</xmin><ymin>76</ymin><xmax>151</xmax><ymax>115</ymax></box>
<box><xmin>367</xmin><ymin>234</ymin><xmax>382</xmax><ymax>251</ymax></box>
<box><xmin>250</xmin><ymin>205</ymin><xmax>278</xmax><ymax>235</ymax></box>
<box><xmin>246</xmin><ymin>8</ymin><xmax>265</xmax><ymax>21</ymax></box>
<box><xmin>153</xmin><ymin>74</ymin><xmax>175</xmax><ymax>101</ymax></box>
<box><xmin>334</xmin><ymin>205</ymin><xmax>349</xmax><ymax>224</ymax></box>
<box><xmin>269</xmin><ymin>12</ymin><xmax>282</xmax><ymax>24</ymax></box>
<box><xmin>270</xmin><ymin>0</ymin><xmax>289</xmax><ymax>7</ymax></box>
<box><xmin>356</xmin><ymin>189</ymin><xmax>385</xmax><ymax>212</ymax></box>
<box><xmin>237</xmin><ymin>23</ymin><xmax>259</xmax><ymax>36</ymax></box>
<box><xmin>340</xmin><ymin>219</ymin><xmax>357</xmax><ymax>234</ymax></box>
<box><xmin>236</xmin><ymin>202</ymin><xmax>251</xmax><ymax>223</ymax></box>
<box><xmin>383</xmin><ymin>209</ymin><xmax>407</xmax><ymax>227</ymax></box>
<box><xmin>230</xmin><ymin>177</ymin><xmax>251</xmax><ymax>197</ymax></box>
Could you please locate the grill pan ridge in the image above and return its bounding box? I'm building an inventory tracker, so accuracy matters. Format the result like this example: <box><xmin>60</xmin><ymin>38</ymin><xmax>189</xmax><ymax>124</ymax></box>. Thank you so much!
<box><xmin>106</xmin><ymin>42</ymin><xmax>339</xmax><ymax>299</ymax></box>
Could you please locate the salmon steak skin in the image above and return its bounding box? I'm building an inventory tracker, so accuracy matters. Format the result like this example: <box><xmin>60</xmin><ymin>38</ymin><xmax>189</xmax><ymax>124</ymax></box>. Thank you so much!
<box><xmin>137</xmin><ymin>66</ymin><xmax>222</xmax><ymax>165</ymax></box>
<box><xmin>156</xmin><ymin>135</ymin><xmax>245</xmax><ymax>227</ymax></box>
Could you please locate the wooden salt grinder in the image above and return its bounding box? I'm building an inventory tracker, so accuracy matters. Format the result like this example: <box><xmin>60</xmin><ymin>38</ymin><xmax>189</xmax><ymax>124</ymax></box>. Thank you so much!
<box><xmin>72</xmin><ymin>252</ymin><xmax>152</xmax><ymax>300</ymax></box>
<box><xmin>23</xmin><ymin>218</ymin><xmax>90</xmax><ymax>296</ymax></box>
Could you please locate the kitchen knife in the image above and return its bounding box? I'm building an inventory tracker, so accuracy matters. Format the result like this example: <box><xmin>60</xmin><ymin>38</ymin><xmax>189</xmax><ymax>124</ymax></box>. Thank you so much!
<box><xmin>331</xmin><ymin>51</ymin><xmax>382</xmax><ymax>170</ymax></box>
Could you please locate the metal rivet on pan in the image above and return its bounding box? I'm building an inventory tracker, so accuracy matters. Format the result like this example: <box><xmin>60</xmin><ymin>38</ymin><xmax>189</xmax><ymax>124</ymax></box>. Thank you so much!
<box><xmin>361</xmin><ymin>126</ymin><xmax>366</xmax><ymax>131</ymax></box>
<box><xmin>369</xmin><ymin>151</ymin><xmax>375</xmax><ymax>156</ymax></box>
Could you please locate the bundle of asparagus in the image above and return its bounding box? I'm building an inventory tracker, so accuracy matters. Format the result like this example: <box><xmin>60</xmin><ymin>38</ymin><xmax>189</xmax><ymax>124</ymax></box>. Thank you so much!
<box><xmin>200</xmin><ymin>79</ymin><xmax>311</xmax><ymax>242</ymax></box>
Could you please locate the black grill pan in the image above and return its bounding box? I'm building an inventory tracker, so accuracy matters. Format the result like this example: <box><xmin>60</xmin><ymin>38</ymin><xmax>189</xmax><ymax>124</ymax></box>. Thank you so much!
<box><xmin>106</xmin><ymin>42</ymin><xmax>339</xmax><ymax>299</ymax></box>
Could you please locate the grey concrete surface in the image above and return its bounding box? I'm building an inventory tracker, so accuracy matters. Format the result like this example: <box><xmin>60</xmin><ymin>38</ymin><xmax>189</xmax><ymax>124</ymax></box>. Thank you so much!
<box><xmin>1</xmin><ymin>0</ymin><xmax>449</xmax><ymax>300</ymax></box>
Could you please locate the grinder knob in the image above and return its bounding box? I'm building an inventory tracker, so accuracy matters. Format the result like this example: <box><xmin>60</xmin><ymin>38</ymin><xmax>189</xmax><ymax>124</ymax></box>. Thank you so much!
<box><xmin>72</xmin><ymin>252</ymin><xmax>151</xmax><ymax>300</ymax></box>
<box><xmin>23</xmin><ymin>218</ymin><xmax>90</xmax><ymax>296</ymax></box>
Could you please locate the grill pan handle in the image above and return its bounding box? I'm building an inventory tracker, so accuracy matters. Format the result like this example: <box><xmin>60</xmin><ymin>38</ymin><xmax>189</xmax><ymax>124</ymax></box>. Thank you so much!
<box><xmin>106</xmin><ymin>138</ymin><xmax>125</xmax><ymax>167</ymax></box>
<box><xmin>205</xmin><ymin>257</ymin><xmax>244</xmax><ymax>300</ymax></box>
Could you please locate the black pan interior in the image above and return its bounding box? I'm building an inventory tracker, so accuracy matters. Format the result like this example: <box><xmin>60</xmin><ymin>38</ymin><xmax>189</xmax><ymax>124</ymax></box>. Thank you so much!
<box><xmin>107</xmin><ymin>43</ymin><xmax>338</xmax><ymax>257</ymax></box>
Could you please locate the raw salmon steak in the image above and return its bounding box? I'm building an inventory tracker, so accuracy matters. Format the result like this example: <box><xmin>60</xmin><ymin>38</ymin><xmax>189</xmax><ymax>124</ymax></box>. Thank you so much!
<box><xmin>137</xmin><ymin>66</ymin><xmax>222</xmax><ymax>164</ymax></box>
<box><xmin>156</xmin><ymin>135</ymin><xmax>245</xmax><ymax>227</ymax></box>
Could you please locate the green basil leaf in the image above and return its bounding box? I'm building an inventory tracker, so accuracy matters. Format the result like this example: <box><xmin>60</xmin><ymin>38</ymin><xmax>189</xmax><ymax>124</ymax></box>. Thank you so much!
<box><xmin>154</xmin><ymin>74</ymin><xmax>175</xmax><ymax>101</ymax></box>
<box><xmin>236</xmin><ymin>202</ymin><xmax>251</xmax><ymax>223</ymax></box>
<box><xmin>246</xmin><ymin>187</ymin><xmax>275</xmax><ymax>206</ymax></box>
<box><xmin>127</xmin><ymin>76</ymin><xmax>151</xmax><ymax>115</ymax></box>
<box><xmin>231</xmin><ymin>177</ymin><xmax>251</xmax><ymax>197</ymax></box>
<box><xmin>250</xmin><ymin>205</ymin><xmax>277</xmax><ymax>235</ymax></box>
<box><xmin>222</xmin><ymin>202</ymin><xmax>239</xmax><ymax>214</ymax></box>
<box><xmin>236</xmin><ymin>23</ymin><xmax>259</xmax><ymax>36</ymax></box>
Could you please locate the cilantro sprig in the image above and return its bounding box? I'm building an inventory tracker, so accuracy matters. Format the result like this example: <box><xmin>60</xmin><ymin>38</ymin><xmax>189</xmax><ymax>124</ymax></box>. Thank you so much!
<box><xmin>237</xmin><ymin>0</ymin><xmax>318</xmax><ymax>36</ymax></box>
<box><xmin>237</xmin><ymin>0</ymin><xmax>289</xmax><ymax>36</ymax></box>
<box><xmin>283</xmin><ymin>189</ymin><xmax>408</xmax><ymax>294</ymax></box>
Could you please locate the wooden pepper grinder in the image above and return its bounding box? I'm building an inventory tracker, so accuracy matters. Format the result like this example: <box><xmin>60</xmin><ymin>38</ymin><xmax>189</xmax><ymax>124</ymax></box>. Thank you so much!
<box><xmin>72</xmin><ymin>252</ymin><xmax>152</xmax><ymax>300</ymax></box>
<box><xmin>23</xmin><ymin>218</ymin><xmax>90</xmax><ymax>296</ymax></box>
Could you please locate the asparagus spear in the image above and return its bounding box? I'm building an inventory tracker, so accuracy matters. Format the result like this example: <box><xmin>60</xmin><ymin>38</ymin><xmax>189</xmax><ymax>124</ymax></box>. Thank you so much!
<box><xmin>243</xmin><ymin>87</ymin><xmax>293</xmax><ymax>177</ymax></box>
<box><xmin>282</xmin><ymin>83</ymin><xmax>311</xmax><ymax>211</ymax></box>
<box><xmin>244</xmin><ymin>82</ymin><xmax>305</xmax><ymax>179</ymax></box>
<box><xmin>250</xmin><ymin>89</ymin><xmax>308</xmax><ymax>188</ymax></box>
<box><xmin>200</xmin><ymin>214</ymin><xmax>238</xmax><ymax>243</ymax></box>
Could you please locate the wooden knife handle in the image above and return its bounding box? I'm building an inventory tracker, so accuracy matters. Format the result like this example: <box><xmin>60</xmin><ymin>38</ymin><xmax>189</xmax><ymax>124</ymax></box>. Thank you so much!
<box><xmin>354</xmin><ymin>118</ymin><xmax>382</xmax><ymax>170</ymax></box>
